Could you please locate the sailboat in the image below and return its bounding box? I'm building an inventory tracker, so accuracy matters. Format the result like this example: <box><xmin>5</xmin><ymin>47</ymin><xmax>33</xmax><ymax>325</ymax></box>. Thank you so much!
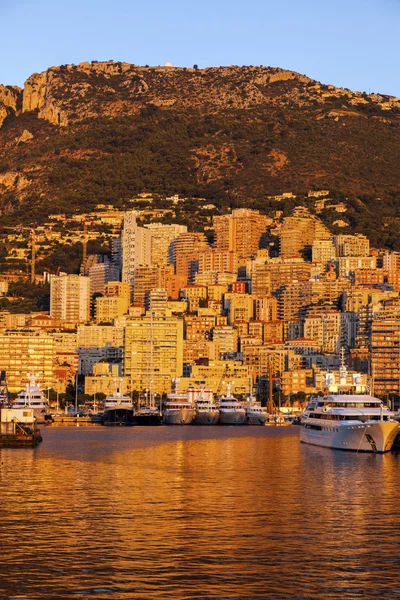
<box><xmin>135</xmin><ymin>390</ymin><xmax>162</xmax><ymax>425</ymax></box>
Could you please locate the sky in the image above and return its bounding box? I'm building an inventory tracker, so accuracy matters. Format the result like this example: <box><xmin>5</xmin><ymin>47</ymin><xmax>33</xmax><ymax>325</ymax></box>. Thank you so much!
<box><xmin>1</xmin><ymin>0</ymin><xmax>400</xmax><ymax>96</ymax></box>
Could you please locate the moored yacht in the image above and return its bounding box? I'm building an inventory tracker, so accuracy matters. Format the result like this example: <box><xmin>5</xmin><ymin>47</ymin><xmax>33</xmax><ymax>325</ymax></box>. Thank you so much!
<box><xmin>218</xmin><ymin>384</ymin><xmax>246</xmax><ymax>425</ymax></box>
<box><xmin>300</xmin><ymin>367</ymin><xmax>400</xmax><ymax>452</ymax></box>
<box><xmin>12</xmin><ymin>373</ymin><xmax>49</xmax><ymax>424</ymax></box>
<box><xmin>135</xmin><ymin>390</ymin><xmax>162</xmax><ymax>425</ymax></box>
<box><xmin>245</xmin><ymin>394</ymin><xmax>270</xmax><ymax>425</ymax></box>
<box><xmin>135</xmin><ymin>405</ymin><xmax>162</xmax><ymax>425</ymax></box>
<box><xmin>190</xmin><ymin>387</ymin><xmax>219</xmax><ymax>425</ymax></box>
<box><xmin>102</xmin><ymin>380</ymin><xmax>135</xmax><ymax>426</ymax></box>
<box><xmin>300</xmin><ymin>393</ymin><xmax>400</xmax><ymax>453</ymax></box>
<box><xmin>163</xmin><ymin>379</ymin><xmax>195</xmax><ymax>425</ymax></box>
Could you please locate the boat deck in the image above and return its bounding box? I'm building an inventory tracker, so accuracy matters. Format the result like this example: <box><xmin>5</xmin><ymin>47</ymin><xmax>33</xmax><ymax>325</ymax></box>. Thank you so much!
<box><xmin>0</xmin><ymin>431</ymin><xmax>42</xmax><ymax>448</ymax></box>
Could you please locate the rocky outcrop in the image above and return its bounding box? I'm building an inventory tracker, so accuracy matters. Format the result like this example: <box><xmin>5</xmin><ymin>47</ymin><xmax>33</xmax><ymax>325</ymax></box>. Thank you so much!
<box><xmin>14</xmin><ymin>62</ymin><xmax>320</xmax><ymax>127</ymax></box>
<box><xmin>0</xmin><ymin>171</ymin><xmax>30</xmax><ymax>191</ymax></box>
<box><xmin>15</xmin><ymin>129</ymin><xmax>34</xmax><ymax>144</ymax></box>
<box><xmin>0</xmin><ymin>85</ymin><xmax>21</xmax><ymax>127</ymax></box>
<box><xmin>0</xmin><ymin>61</ymin><xmax>393</xmax><ymax>132</ymax></box>
<box><xmin>22</xmin><ymin>70</ymin><xmax>68</xmax><ymax>126</ymax></box>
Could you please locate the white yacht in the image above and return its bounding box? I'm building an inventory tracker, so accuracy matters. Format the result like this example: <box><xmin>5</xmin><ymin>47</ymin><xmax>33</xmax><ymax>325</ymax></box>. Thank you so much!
<box><xmin>102</xmin><ymin>380</ymin><xmax>135</xmax><ymax>426</ymax></box>
<box><xmin>163</xmin><ymin>379</ymin><xmax>195</xmax><ymax>425</ymax></box>
<box><xmin>300</xmin><ymin>394</ymin><xmax>400</xmax><ymax>453</ymax></box>
<box><xmin>245</xmin><ymin>395</ymin><xmax>270</xmax><ymax>425</ymax></box>
<box><xmin>300</xmin><ymin>368</ymin><xmax>400</xmax><ymax>452</ymax></box>
<box><xmin>12</xmin><ymin>373</ymin><xmax>49</xmax><ymax>424</ymax></box>
<box><xmin>189</xmin><ymin>388</ymin><xmax>219</xmax><ymax>425</ymax></box>
<box><xmin>218</xmin><ymin>384</ymin><xmax>246</xmax><ymax>425</ymax></box>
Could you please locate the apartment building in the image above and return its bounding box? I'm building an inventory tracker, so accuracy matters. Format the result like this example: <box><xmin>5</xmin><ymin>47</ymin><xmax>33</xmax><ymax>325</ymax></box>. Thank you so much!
<box><xmin>50</xmin><ymin>274</ymin><xmax>91</xmax><ymax>324</ymax></box>
<box><xmin>0</xmin><ymin>331</ymin><xmax>55</xmax><ymax>392</ymax></box>
<box><xmin>213</xmin><ymin>208</ymin><xmax>270</xmax><ymax>261</ymax></box>
<box><xmin>124</xmin><ymin>315</ymin><xmax>184</xmax><ymax>395</ymax></box>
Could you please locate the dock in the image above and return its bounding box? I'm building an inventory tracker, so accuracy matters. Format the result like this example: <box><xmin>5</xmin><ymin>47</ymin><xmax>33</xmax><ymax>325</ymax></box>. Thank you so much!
<box><xmin>52</xmin><ymin>414</ymin><xmax>103</xmax><ymax>425</ymax></box>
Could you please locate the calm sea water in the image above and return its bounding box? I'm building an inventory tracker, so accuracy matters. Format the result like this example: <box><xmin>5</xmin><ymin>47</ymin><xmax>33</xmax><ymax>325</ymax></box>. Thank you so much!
<box><xmin>1</xmin><ymin>426</ymin><xmax>400</xmax><ymax>600</ymax></box>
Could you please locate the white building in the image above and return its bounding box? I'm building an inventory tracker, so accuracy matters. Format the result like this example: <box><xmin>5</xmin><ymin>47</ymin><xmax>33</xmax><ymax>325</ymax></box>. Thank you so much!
<box><xmin>50</xmin><ymin>274</ymin><xmax>91</xmax><ymax>324</ymax></box>
<box><xmin>121</xmin><ymin>211</ymin><xmax>151</xmax><ymax>296</ymax></box>
<box><xmin>144</xmin><ymin>222</ymin><xmax>187</xmax><ymax>266</ymax></box>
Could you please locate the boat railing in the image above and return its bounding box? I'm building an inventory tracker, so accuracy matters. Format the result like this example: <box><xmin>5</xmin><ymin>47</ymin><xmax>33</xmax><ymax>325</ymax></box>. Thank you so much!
<box><xmin>8</xmin><ymin>416</ymin><xmax>38</xmax><ymax>437</ymax></box>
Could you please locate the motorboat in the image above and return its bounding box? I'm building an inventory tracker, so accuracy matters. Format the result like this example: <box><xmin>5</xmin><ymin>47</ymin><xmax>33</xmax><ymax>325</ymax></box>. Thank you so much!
<box><xmin>163</xmin><ymin>393</ymin><xmax>195</xmax><ymax>425</ymax></box>
<box><xmin>300</xmin><ymin>393</ymin><xmax>400</xmax><ymax>453</ymax></box>
<box><xmin>300</xmin><ymin>361</ymin><xmax>400</xmax><ymax>452</ymax></box>
<box><xmin>245</xmin><ymin>395</ymin><xmax>270</xmax><ymax>425</ymax></box>
<box><xmin>218</xmin><ymin>384</ymin><xmax>246</xmax><ymax>425</ymax></box>
<box><xmin>102</xmin><ymin>380</ymin><xmax>135</xmax><ymax>426</ymax></box>
<box><xmin>12</xmin><ymin>373</ymin><xmax>49</xmax><ymax>424</ymax></box>
<box><xmin>163</xmin><ymin>378</ymin><xmax>195</xmax><ymax>425</ymax></box>
<box><xmin>189</xmin><ymin>388</ymin><xmax>219</xmax><ymax>425</ymax></box>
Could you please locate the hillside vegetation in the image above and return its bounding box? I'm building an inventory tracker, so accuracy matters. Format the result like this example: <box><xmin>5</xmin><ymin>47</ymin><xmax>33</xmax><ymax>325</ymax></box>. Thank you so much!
<box><xmin>1</xmin><ymin>62</ymin><xmax>400</xmax><ymax>246</ymax></box>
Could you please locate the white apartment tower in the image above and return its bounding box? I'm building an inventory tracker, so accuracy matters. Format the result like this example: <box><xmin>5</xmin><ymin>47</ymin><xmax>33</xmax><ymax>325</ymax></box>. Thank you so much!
<box><xmin>50</xmin><ymin>274</ymin><xmax>91</xmax><ymax>323</ymax></box>
<box><xmin>144</xmin><ymin>222</ymin><xmax>188</xmax><ymax>266</ymax></box>
<box><xmin>122</xmin><ymin>211</ymin><xmax>151</xmax><ymax>295</ymax></box>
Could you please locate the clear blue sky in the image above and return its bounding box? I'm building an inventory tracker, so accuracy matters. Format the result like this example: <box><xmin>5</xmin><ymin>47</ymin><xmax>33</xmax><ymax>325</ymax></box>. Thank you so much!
<box><xmin>1</xmin><ymin>0</ymin><xmax>400</xmax><ymax>96</ymax></box>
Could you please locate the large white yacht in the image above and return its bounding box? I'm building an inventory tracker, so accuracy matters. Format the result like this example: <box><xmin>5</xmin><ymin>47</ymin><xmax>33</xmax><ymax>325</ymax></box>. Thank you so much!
<box><xmin>245</xmin><ymin>395</ymin><xmax>270</xmax><ymax>425</ymax></box>
<box><xmin>300</xmin><ymin>368</ymin><xmax>400</xmax><ymax>453</ymax></box>
<box><xmin>190</xmin><ymin>387</ymin><xmax>219</xmax><ymax>425</ymax></box>
<box><xmin>102</xmin><ymin>380</ymin><xmax>135</xmax><ymax>426</ymax></box>
<box><xmin>218</xmin><ymin>383</ymin><xmax>246</xmax><ymax>425</ymax></box>
<box><xmin>12</xmin><ymin>373</ymin><xmax>49</xmax><ymax>424</ymax></box>
<box><xmin>163</xmin><ymin>379</ymin><xmax>195</xmax><ymax>425</ymax></box>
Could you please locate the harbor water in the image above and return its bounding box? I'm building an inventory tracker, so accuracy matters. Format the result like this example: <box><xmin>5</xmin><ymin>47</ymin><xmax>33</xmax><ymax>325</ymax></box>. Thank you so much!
<box><xmin>1</xmin><ymin>426</ymin><xmax>400</xmax><ymax>599</ymax></box>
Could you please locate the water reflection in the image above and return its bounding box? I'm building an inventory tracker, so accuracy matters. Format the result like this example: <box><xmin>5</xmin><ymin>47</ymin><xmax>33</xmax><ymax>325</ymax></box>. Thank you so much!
<box><xmin>1</xmin><ymin>427</ymin><xmax>400</xmax><ymax>599</ymax></box>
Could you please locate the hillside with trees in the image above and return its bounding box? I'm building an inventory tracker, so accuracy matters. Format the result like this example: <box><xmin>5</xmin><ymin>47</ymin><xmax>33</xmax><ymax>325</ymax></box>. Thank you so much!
<box><xmin>1</xmin><ymin>62</ymin><xmax>400</xmax><ymax>245</ymax></box>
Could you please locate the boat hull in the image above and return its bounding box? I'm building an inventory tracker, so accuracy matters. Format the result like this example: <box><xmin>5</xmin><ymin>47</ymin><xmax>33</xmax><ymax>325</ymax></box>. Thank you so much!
<box><xmin>194</xmin><ymin>410</ymin><xmax>219</xmax><ymax>425</ymax></box>
<box><xmin>246</xmin><ymin>412</ymin><xmax>269</xmax><ymax>425</ymax></box>
<box><xmin>163</xmin><ymin>409</ymin><xmax>195</xmax><ymax>425</ymax></box>
<box><xmin>134</xmin><ymin>413</ymin><xmax>162</xmax><ymax>426</ymax></box>
<box><xmin>300</xmin><ymin>421</ymin><xmax>400</xmax><ymax>453</ymax></box>
<box><xmin>102</xmin><ymin>408</ymin><xmax>135</xmax><ymax>426</ymax></box>
<box><xmin>219</xmin><ymin>410</ymin><xmax>246</xmax><ymax>425</ymax></box>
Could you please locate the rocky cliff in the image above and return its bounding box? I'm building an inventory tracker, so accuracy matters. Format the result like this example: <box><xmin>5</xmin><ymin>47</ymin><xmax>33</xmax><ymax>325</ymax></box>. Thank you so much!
<box><xmin>17</xmin><ymin>62</ymin><xmax>315</xmax><ymax>127</ymax></box>
<box><xmin>0</xmin><ymin>85</ymin><xmax>21</xmax><ymax>127</ymax></box>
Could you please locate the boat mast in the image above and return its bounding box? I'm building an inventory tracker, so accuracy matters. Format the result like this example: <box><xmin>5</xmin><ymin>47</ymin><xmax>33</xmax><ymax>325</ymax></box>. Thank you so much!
<box><xmin>149</xmin><ymin>310</ymin><xmax>155</xmax><ymax>410</ymax></box>
<box><xmin>268</xmin><ymin>362</ymin><xmax>274</xmax><ymax>415</ymax></box>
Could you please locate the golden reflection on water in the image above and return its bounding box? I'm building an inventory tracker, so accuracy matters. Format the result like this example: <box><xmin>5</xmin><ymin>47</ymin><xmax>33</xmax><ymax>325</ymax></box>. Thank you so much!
<box><xmin>1</xmin><ymin>427</ymin><xmax>400</xmax><ymax>599</ymax></box>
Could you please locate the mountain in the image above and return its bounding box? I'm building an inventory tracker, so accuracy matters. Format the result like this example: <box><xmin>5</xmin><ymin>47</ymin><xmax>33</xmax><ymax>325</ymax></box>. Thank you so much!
<box><xmin>1</xmin><ymin>61</ymin><xmax>400</xmax><ymax>232</ymax></box>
